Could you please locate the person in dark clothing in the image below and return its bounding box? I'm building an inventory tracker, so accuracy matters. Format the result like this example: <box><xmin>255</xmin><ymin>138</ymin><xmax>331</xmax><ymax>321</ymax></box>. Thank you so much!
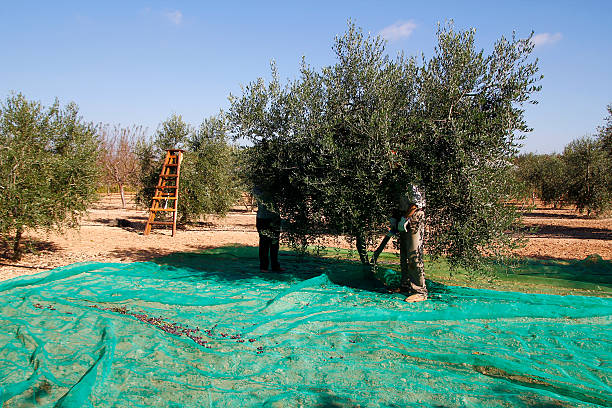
<box><xmin>254</xmin><ymin>188</ymin><xmax>284</xmax><ymax>272</ymax></box>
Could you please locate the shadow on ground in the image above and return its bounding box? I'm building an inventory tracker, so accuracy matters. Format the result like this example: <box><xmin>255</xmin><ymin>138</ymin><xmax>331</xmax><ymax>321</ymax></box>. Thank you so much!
<box><xmin>148</xmin><ymin>245</ymin><xmax>612</xmax><ymax>296</ymax></box>
<box><xmin>108</xmin><ymin>247</ymin><xmax>176</xmax><ymax>261</ymax></box>
<box><xmin>520</xmin><ymin>224</ymin><xmax>612</xmax><ymax>240</ymax></box>
<box><xmin>513</xmin><ymin>254</ymin><xmax>612</xmax><ymax>286</ymax></box>
<box><xmin>0</xmin><ymin>238</ymin><xmax>62</xmax><ymax>261</ymax></box>
<box><xmin>151</xmin><ymin>245</ymin><xmax>394</xmax><ymax>293</ymax></box>
<box><xmin>521</xmin><ymin>211</ymin><xmax>592</xmax><ymax>220</ymax></box>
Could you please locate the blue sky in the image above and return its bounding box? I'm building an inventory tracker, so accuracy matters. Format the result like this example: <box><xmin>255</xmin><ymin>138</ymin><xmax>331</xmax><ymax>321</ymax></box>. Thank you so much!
<box><xmin>1</xmin><ymin>1</ymin><xmax>610</xmax><ymax>153</ymax></box>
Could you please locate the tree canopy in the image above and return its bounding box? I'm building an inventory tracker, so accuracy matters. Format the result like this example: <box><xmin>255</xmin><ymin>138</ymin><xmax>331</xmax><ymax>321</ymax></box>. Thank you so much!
<box><xmin>0</xmin><ymin>93</ymin><xmax>99</xmax><ymax>259</ymax></box>
<box><xmin>230</xmin><ymin>22</ymin><xmax>541</xmax><ymax>269</ymax></box>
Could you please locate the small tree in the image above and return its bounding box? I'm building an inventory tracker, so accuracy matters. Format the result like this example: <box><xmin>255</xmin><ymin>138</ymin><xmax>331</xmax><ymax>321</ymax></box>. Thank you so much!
<box><xmin>136</xmin><ymin>113</ymin><xmax>240</xmax><ymax>223</ymax></box>
<box><xmin>0</xmin><ymin>93</ymin><xmax>99</xmax><ymax>259</ymax></box>
<box><xmin>562</xmin><ymin>136</ymin><xmax>610</xmax><ymax>215</ymax></box>
<box><xmin>98</xmin><ymin>124</ymin><xmax>146</xmax><ymax>207</ymax></box>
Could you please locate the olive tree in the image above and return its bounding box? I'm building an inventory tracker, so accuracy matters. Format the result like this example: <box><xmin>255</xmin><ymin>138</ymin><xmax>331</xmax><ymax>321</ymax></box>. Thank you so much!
<box><xmin>598</xmin><ymin>104</ymin><xmax>612</xmax><ymax>157</ymax></box>
<box><xmin>538</xmin><ymin>154</ymin><xmax>567</xmax><ymax>208</ymax></box>
<box><xmin>136</xmin><ymin>113</ymin><xmax>240</xmax><ymax>223</ymax></box>
<box><xmin>0</xmin><ymin>93</ymin><xmax>99</xmax><ymax>259</ymax></box>
<box><xmin>180</xmin><ymin>116</ymin><xmax>242</xmax><ymax>218</ymax></box>
<box><xmin>514</xmin><ymin>153</ymin><xmax>543</xmax><ymax>204</ymax></box>
<box><xmin>515</xmin><ymin>153</ymin><xmax>567</xmax><ymax>207</ymax></box>
<box><xmin>230</xmin><ymin>22</ymin><xmax>540</xmax><ymax>270</ymax></box>
<box><xmin>597</xmin><ymin>104</ymin><xmax>612</xmax><ymax>198</ymax></box>
<box><xmin>562</xmin><ymin>136</ymin><xmax>610</xmax><ymax>215</ymax></box>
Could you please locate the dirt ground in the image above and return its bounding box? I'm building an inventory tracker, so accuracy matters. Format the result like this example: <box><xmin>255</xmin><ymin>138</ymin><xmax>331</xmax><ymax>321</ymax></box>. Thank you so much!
<box><xmin>0</xmin><ymin>194</ymin><xmax>610</xmax><ymax>282</ymax></box>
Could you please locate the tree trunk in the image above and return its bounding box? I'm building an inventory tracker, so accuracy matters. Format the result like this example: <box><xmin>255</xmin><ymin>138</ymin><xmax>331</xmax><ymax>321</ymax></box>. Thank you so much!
<box><xmin>119</xmin><ymin>183</ymin><xmax>126</xmax><ymax>208</ymax></box>
<box><xmin>356</xmin><ymin>233</ymin><xmax>369</xmax><ymax>265</ymax></box>
<box><xmin>13</xmin><ymin>227</ymin><xmax>23</xmax><ymax>260</ymax></box>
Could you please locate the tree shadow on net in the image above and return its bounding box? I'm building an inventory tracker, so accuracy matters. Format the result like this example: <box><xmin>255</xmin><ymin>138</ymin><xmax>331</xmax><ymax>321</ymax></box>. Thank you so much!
<box><xmin>150</xmin><ymin>245</ymin><xmax>397</xmax><ymax>294</ymax></box>
<box><xmin>514</xmin><ymin>255</ymin><xmax>612</xmax><ymax>286</ymax></box>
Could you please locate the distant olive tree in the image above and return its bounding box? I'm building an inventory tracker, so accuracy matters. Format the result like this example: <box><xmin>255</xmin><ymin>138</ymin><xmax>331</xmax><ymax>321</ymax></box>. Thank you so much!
<box><xmin>0</xmin><ymin>93</ymin><xmax>99</xmax><ymax>259</ymax></box>
<box><xmin>598</xmin><ymin>104</ymin><xmax>612</xmax><ymax>158</ymax></box>
<box><xmin>136</xmin><ymin>113</ymin><xmax>240</xmax><ymax>223</ymax></box>
<box><xmin>597</xmin><ymin>104</ymin><xmax>612</xmax><ymax>198</ymax></box>
<box><xmin>136</xmin><ymin>113</ymin><xmax>190</xmax><ymax>212</ymax></box>
<box><xmin>515</xmin><ymin>153</ymin><xmax>567</xmax><ymax>207</ymax></box>
<box><xmin>539</xmin><ymin>154</ymin><xmax>567</xmax><ymax>208</ymax></box>
<box><xmin>98</xmin><ymin>124</ymin><xmax>146</xmax><ymax>207</ymax></box>
<box><xmin>563</xmin><ymin>136</ymin><xmax>611</xmax><ymax>215</ymax></box>
<box><xmin>180</xmin><ymin>116</ymin><xmax>242</xmax><ymax>218</ymax></box>
<box><xmin>230</xmin><ymin>22</ymin><xmax>541</xmax><ymax>269</ymax></box>
<box><xmin>514</xmin><ymin>153</ymin><xmax>544</xmax><ymax>204</ymax></box>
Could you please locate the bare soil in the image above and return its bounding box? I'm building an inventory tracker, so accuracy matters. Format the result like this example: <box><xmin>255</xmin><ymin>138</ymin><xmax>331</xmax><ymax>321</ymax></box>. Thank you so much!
<box><xmin>1</xmin><ymin>194</ymin><xmax>610</xmax><ymax>282</ymax></box>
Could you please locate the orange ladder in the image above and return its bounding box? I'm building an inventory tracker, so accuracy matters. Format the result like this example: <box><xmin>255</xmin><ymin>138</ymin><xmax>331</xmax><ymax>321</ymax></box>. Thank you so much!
<box><xmin>144</xmin><ymin>149</ymin><xmax>184</xmax><ymax>236</ymax></box>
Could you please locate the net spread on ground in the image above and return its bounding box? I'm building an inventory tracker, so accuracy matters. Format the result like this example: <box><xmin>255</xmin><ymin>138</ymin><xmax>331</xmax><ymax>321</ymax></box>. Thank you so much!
<box><xmin>0</xmin><ymin>247</ymin><xmax>610</xmax><ymax>407</ymax></box>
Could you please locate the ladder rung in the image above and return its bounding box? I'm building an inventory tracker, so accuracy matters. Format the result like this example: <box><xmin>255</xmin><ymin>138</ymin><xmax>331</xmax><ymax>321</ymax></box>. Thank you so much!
<box><xmin>160</xmin><ymin>174</ymin><xmax>178</xmax><ymax>177</ymax></box>
<box><xmin>150</xmin><ymin>208</ymin><xmax>177</xmax><ymax>212</ymax></box>
<box><xmin>165</xmin><ymin>164</ymin><xmax>179</xmax><ymax>167</ymax></box>
<box><xmin>157</xmin><ymin>185</ymin><xmax>178</xmax><ymax>189</ymax></box>
<box><xmin>152</xmin><ymin>196</ymin><xmax>177</xmax><ymax>200</ymax></box>
<box><xmin>148</xmin><ymin>221</ymin><xmax>174</xmax><ymax>225</ymax></box>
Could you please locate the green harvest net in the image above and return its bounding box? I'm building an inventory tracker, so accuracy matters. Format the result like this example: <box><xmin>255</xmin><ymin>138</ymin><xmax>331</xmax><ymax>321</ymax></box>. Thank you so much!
<box><xmin>1</xmin><ymin>247</ymin><xmax>611</xmax><ymax>407</ymax></box>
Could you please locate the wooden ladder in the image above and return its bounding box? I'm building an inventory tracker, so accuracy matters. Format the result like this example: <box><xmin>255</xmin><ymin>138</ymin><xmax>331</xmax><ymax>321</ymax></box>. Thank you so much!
<box><xmin>144</xmin><ymin>149</ymin><xmax>184</xmax><ymax>236</ymax></box>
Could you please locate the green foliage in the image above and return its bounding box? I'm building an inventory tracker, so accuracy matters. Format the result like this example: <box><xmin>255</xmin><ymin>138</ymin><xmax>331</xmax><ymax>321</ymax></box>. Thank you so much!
<box><xmin>136</xmin><ymin>114</ymin><xmax>240</xmax><ymax>223</ymax></box>
<box><xmin>180</xmin><ymin>116</ymin><xmax>242</xmax><ymax>218</ymax></box>
<box><xmin>513</xmin><ymin>153</ymin><xmax>542</xmax><ymax>201</ymax></box>
<box><xmin>539</xmin><ymin>155</ymin><xmax>566</xmax><ymax>207</ymax></box>
<box><xmin>515</xmin><ymin>153</ymin><xmax>566</xmax><ymax>207</ymax></box>
<box><xmin>598</xmin><ymin>104</ymin><xmax>612</xmax><ymax>157</ymax></box>
<box><xmin>230</xmin><ymin>22</ymin><xmax>541</xmax><ymax>269</ymax></box>
<box><xmin>562</xmin><ymin>136</ymin><xmax>611</xmax><ymax>215</ymax></box>
<box><xmin>0</xmin><ymin>93</ymin><xmax>99</xmax><ymax>259</ymax></box>
<box><xmin>597</xmin><ymin>104</ymin><xmax>612</xmax><ymax>197</ymax></box>
<box><xmin>413</xmin><ymin>25</ymin><xmax>540</xmax><ymax>267</ymax></box>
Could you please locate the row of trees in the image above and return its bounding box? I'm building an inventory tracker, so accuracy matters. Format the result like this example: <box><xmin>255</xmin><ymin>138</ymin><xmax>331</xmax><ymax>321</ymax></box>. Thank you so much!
<box><xmin>515</xmin><ymin>106</ymin><xmax>612</xmax><ymax>215</ymax></box>
<box><xmin>0</xmin><ymin>93</ymin><xmax>240</xmax><ymax>259</ymax></box>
